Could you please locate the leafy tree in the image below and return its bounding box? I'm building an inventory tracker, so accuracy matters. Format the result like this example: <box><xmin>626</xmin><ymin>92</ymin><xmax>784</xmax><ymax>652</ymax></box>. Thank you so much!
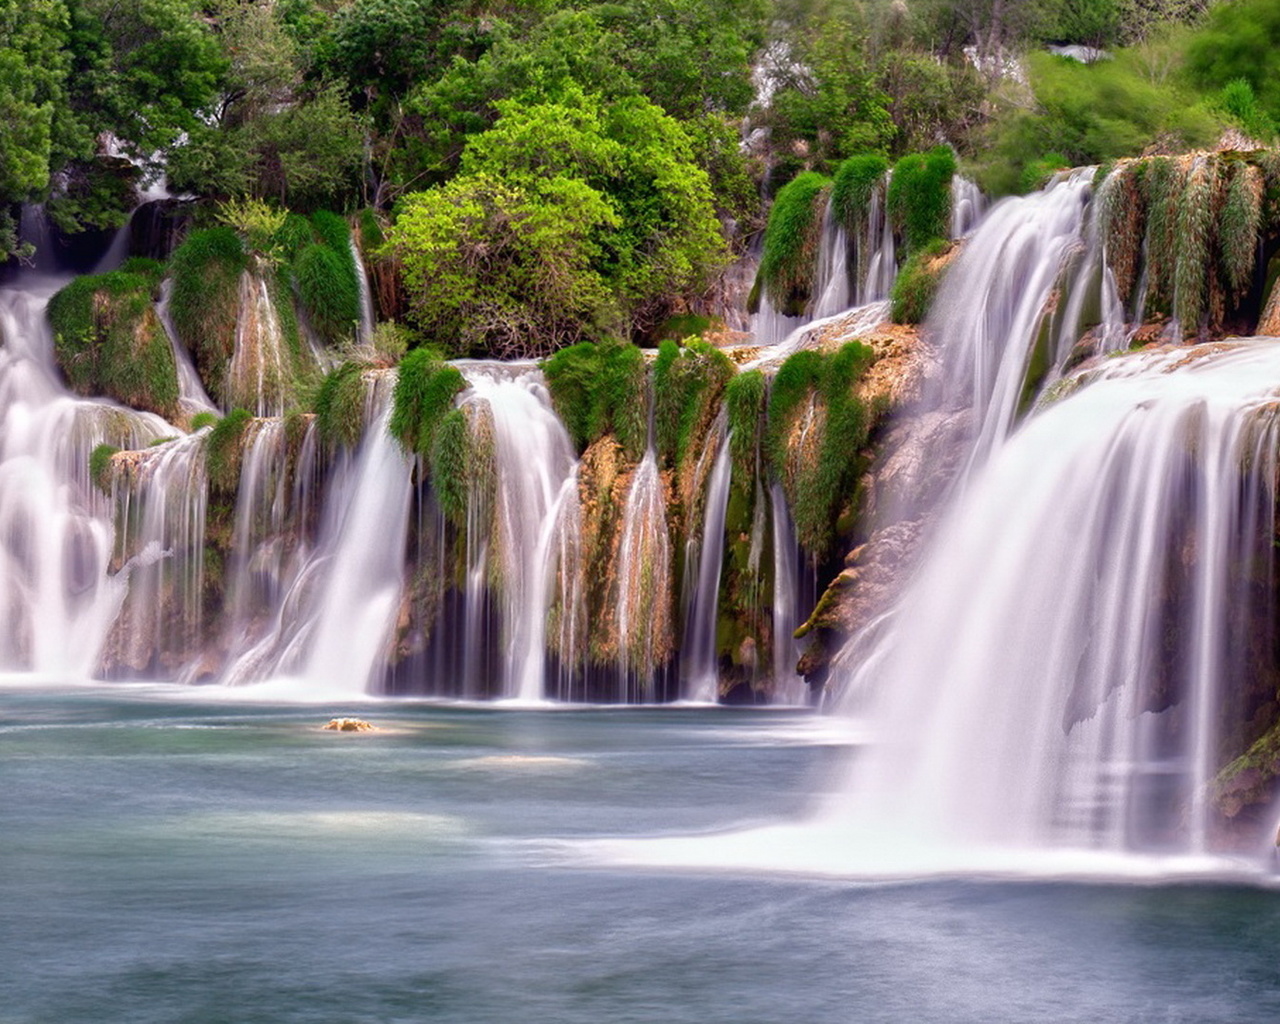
<box><xmin>1185</xmin><ymin>0</ymin><xmax>1280</xmax><ymax>130</ymax></box>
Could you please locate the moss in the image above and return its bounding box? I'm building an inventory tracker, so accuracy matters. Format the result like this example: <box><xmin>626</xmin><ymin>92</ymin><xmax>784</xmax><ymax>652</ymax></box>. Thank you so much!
<box><xmin>654</xmin><ymin>312</ymin><xmax>715</xmax><ymax>343</ymax></box>
<box><xmin>47</xmin><ymin>269</ymin><xmax>180</xmax><ymax>419</ymax></box>
<box><xmin>189</xmin><ymin>412</ymin><xmax>219</xmax><ymax>432</ymax></box>
<box><xmin>273</xmin><ymin>213</ymin><xmax>315</xmax><ymax>262</ymax></box>
<box><xmin>89</xmin><ymin>444</ymin><xmax>119</xmax><ymax>493</ymax></box>
<box><xmin>429</xmin><ymin>407</ymin><xmax>471</xmax><ymax>528</ymax></box>
<box><xmin>168</xmin><ymin>227</ymin><xmax>248</xmax><ymax>379</ymax></box>
<box><xmin>887</xmin><ymin>146</ymin><xmax>956</xmax><ymax>255</ymax></box>
<box><xmin>1141</xmin><ymin>156</ymin><xmax>1183</xmax><ymax>315</ymax></box>
<box><xmin>831</xmin><ymin>153</ymin><xmax>889</xmax><ymax>235</ymax></box>
<box><xmin>890</xmin><ymin>239</ymin><xmax>949</xmax><ymax>324</ymax></box>
<box><xmin>1221</xmin><ymin>161</ymin><xmax>1263</xmax><ymax>302</ymax></box>
<box><xmin>205</xmin><ymin>408</ymin><xmax>254</xmax><ymax>494</ymax></box>
<box><xmin>543</xmin><ymin>339</ymin><xmax>648</xmax><ymax>460</ymax></box>
<box><xmin>294</xmin><ymin>243</ymin><xmax>361</xmax><ymax>347</ymax></box>
<box><xmin>357</xmin><ymin>207</ymin><xmax>385</xmax><ymax>250</ymax></box>
<box><xmin>1017</xmin><ymin>151</ymin><xmax>1067</xmax><ymax>194</ymax></box>
<box><xmin>767</xmin><ymin>341</ymin><xmax>877</xmax><ymax>559</ymax></box>
<box><xmin>313</xmin><ymin>361</ymin><xmax>368</xmax><ymax>448</ymax></box>
<box><xmin>1174</xmin><ymin>157</ymin><xmax>1215</xmax><ymax>335</ymax></box>
<box><xmin>390</xmin><ymin>348</ymin><xmax>466</xmax><ymax>456</ymax></box>
<box><xmin>652</xmin><ymin>338</ymin><xmax>735</xmax><ymax>471</ymax></box>
<box><xmin>1214</xmin><ymin>717</ymin><xmax>1280</xmax><ymax>819</ymax></box>
<box><xmin>725</xmin><ymin>369</ymin><xmax>766</xmax><ymax>487</ymax></box>
<box><xmin>757</xmin><ymin>171</ymin><xmax>831</xmax><ymax>312</ymax></box>
<box><xmin>1097</xmin><ymin>163</ymin><xmax>1146</xmax><ymax>309</ymax></box>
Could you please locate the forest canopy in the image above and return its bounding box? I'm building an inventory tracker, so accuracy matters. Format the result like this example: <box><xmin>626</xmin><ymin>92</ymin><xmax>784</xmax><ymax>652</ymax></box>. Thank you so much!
<box><xmin>0</xmin><ymin>0</ymin><xmax>1265</xmax><ymax>352</ymax></box>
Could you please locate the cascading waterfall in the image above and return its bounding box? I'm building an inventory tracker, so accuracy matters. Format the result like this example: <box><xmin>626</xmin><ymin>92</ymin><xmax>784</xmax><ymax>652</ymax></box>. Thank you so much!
<box><xmin>856</xmin><ymin>180</ymin><xmax>897</xmax><ymax>306</ymax></box>
<box><xmin>155</xmin><ymin>279</ymin><xmax>218</xmax><ymax>419</ymax></box>
<box><xmin>615</xmin><ymin>447</ymin><xmax>673</xmax><ymax>702</ymax></box>
<box><xmin>683</xmin><ymin>431</ymin><xmax>732</xmax><ymax>702</ymax></box>
<box><xmin>770</xmin><ymin>482</ymin><xmax>807</xmax><ymax>705</ymax></box>
<box><xmin>459</xmin><ymin>364</ymin><xmax>581</xmax><ymax>702</ymax></box>
<box><xmin>821</xmin><ymin>342</ymin><xmax>1280</xmax><ymax>866</ymax></box>
<box><xmin>928</xmin><ymin>169</ymin><xmax>1115</xmax><ymax>469</ymax></box>
<box><xmin>219</xmin><ymin>376</ymin><xmax>411</xmax><ymax>695</ymax></box>
<box><xmin>0</xmin><ymin>273</ymin><xmax>171</xmax><ymax>677</ymax></box>
<box><xmin>227</xmin><ymin>272</ymin><xmax>291</xmax><ymax>417</ymax></box>
<box><xmin>105</xmin><ymin>434</ymin><xmax>209</xmax><ymax>679</ymax></box>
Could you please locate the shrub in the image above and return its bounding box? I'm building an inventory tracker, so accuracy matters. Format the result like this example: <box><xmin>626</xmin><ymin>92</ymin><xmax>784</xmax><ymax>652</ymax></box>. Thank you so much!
<box><xmin>313</xmin><ymin>361</ymin><xmax>369</xmax><ymax>448</ymax></box>
<box><xmin>294</xmin><ymin>242</ymin><xmax>361</xmax><ymax>346</ymax></box>
<box><xmin>168</xmin><ymin>227</ymin><xmax>248</xmax><ymax>377</ymax></box>
<box><xmin>89</xmin><ymin>444</ymin><xmax>119</xmax><ymax>493</ymax></box>
<box><xmin>47</xmin><ymin>269</ymin><xmax>180</xmax><ymax>419</ymax></box>
<box><xmin>767</xmin><ymin>341</ymin><xmax>877</xmax><ymax>558</ymax></box>
<box><xmin>429</xmin><ymin>407</ymin><xmax>472</xmax><ymax>528</ymax></box>
<box><xmin>890</xmin><ymin>239</ymin><xmax>949</xmax><ymax>324</ymax></box>
<box><xmin>725</xmin><ymin>369</ymin><xmax>766</xmax><ymax>488</ymax></box>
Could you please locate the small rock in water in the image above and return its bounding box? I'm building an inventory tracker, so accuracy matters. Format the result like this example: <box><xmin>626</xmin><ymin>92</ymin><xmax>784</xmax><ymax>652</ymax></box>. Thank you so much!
<box><xmin>323</xmin><ymin>717</ymin><xmax>377</xmax><ymax>732</ymax></box>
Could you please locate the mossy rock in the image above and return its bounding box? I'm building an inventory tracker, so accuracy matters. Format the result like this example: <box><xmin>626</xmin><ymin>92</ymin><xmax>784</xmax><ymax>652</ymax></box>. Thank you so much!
<box><xmin>47</xmin><ymin>268</ymin><xmax>180</xmax><ymax>420</ymax></box>
<box><xmin>168</xmin><ymin>227</ymin><xmax>248</xmax><ymax>394</ymax></box>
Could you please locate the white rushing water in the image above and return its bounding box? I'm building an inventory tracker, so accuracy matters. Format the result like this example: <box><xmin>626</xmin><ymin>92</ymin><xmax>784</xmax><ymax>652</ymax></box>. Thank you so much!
<box><xmin>615</xmin><ymin>447</ymin><xmax>672</xmax><ymax>702</ymax></box>
<box><xmin>460</xmin><ymin>363</ymin><xmax>581</xmax><ymax>702</ymax></box>
<box><xmin>683</xmin><ymin>432</ymin><xmax>732</xmax><ymax>702</ymax></box>
<box><xmin>0</xmin><ymin>269</ymin><xmax>172</xmax><ymax>678</ymax></box>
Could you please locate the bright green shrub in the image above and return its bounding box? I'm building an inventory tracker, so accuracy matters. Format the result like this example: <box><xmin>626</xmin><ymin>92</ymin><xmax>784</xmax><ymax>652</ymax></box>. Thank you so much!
<box><xmin>652</xmin><ymin>338</ymin><xmax>734</xmax><ymax>471</ymax></box>
<box><xmin>890</xmin><ymin>239</ymin><xmax>949</xmax><ymax>324</ymax></box>
<box><xmin>168</xmin><ymin>227</ymin><xmax>247</xmax><ymax>374</ymax></box>
<box><xmin>544</xmin><ymin>338</ymin><xmax>648</xmax><ymax>460</ymax></box>
<box><xmin>831</xmin><ymin>153</ymin><xmax>888</xmax><ymax>235</ymax></box>
<box><xmin>313</xmin><ymin>361</ymin><xmax>368</xmax><ymax>447</ymax></box>
<box><xmin>390</xmin><ymin>348</ymin><xmax>466</xmax><ymax>456</ymax></box>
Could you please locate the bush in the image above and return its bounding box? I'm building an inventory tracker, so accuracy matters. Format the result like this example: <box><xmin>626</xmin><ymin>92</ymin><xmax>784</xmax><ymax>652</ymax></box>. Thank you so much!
<box><xmin>294</xmin><ymin>242</ymin><xmax>361</xmax><ymax>346</ymax></box>
<box><xmin>89</xmin><ymin>444</ymin><xmax>119</xmax><ymax>493</ymax></box>
<box><xmin>205</xmin><ymin>408</ymin><xmax>254</xmax><ymax>493</ymax></box>
<box><xmin>725</xmin><ymin>369</ymin><xmax>766</xmax><ymax>488</ymax></box>
<box><xmin>429</xmin><ymin>407</ymin><xmax>472</xmax><ymax>528</ymax></box>
<box><xmin>767</xmin><ymin>342</ymin><xmax>877</xmax><ymax>559</ymax></box>
<box><xmin>47</xmin><ymin>269</ymin><xmax>180</xmax><ymax>419</ymax></box>
<box><xmin>168</xmin><ymin>227</ymin><xmax>248</xmax><ymax>380</ymax></box>
<box><xmin>886</xmin><ymin>146</ymin><xmax>956</xmax><ymax>254</ymax></box>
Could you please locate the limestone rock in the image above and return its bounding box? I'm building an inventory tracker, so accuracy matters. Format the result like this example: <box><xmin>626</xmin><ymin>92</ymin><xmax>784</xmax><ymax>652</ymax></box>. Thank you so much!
<box><xmin>323</xmin><ymin>717</ymin><xmax>377</xmax><ymax>732</ymax></box>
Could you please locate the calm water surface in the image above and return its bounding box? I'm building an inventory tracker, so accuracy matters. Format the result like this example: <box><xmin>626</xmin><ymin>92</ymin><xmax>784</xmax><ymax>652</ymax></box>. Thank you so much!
<box><xmin>3</xmin><ymin>685</ymin><xmax>1280</xmax><ymax>1023</ymax></box>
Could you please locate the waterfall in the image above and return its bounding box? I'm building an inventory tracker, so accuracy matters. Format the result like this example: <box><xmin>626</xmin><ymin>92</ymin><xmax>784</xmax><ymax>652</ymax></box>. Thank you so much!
<box><xmin>857</xmin><ymin>181</ymin><xmax>897</xmax><ymax>306</ymax></box>
<box><xmin>227</xmin><ymin>272</ymin><xmax>291</xmax><ymax>417</ymax></box>
<box><xmin>0</xmin><ymin>276</ymin><xmax>172</xmax><ymax>677</ymax></box>
<box><xmin>350</xmin><ymin>235</ymin><xmax>375</xmax><ymax>347</ymax></box>
<box><xmin>616</xmin><ymin>448</ymin><xmax>672</xmax><ymax>702</ymax></box>
<box><xmin>155</xmin><ymin>279</ymin><xmax>218</xmax><ymax>419</ymax></box>
<box><xmin>459</xmin><ymin>363</ymin><xmax>581</xmax><ymax>702</ymax></box>
<box><xmin>825</xmin><ymin>341</ymin><xmax>1280</xmax><ymax>862</ymax></box>
<box><xmin>927</xmin><ymin>169</ymin><xmax>1104</xmax><ymax>468</ymax></box>
<box><xmin>219</xmin><ymin>377</ymin><xmax>412</xmax><ymax>695</ymax></box>
<box><xmin>950</xmin><ymin>175</ymin><xmax>985</xmax><ymax>239</ymax></box>
<box><xmin>683</xmin><ymin>432</ymin><xmax>732</xmax><ymax>702</ymax></box>
<box><xmin>770</xmin><ymin>482</ymin><xmax>806</xmax><ymax>705</ymax></box>
<box><xmin>810</xmin><ymin>202</ymin><xmax>851</xmax><ymax>320</ymax></box>
<box><xmin>106</xmin><ymin>434</ymin><xmax>208</xmax><ymax>678</ymax></box>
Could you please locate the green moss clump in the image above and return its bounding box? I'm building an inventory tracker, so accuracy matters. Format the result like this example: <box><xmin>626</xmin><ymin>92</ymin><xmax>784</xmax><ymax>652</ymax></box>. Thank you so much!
<box><xmin>390</xmin><ymin>348</ymin><xmax>466</xmax><ymax>456</ymax></box>
<box><xmin>725</xmin><ymin>369</ymin><xmax>766</xmax><ymax>487</ymax></box>
<box><xmin>652</xmin><ymin>337</ymin><xmax>735</xmax><ymax>471</ymax></box>
<box><xmin>831</xmin><ymin>153</ymin><xmax>889</xmax><ymax>235</ymax></box>
<box><xmin>189</xmin><ymin>412</ymin><xmax>219</xmax><ymax>432</ymax></box>
<box><xmin>273</xmin><ymin>213</ymin><xmax>315</xmax><ymax>262</ymax></box>
<box><xmin>757</xmin><ymin>171</ymin><xmax>831</xmax><ymax>313</ymax></box>
<box><xmin>1221</xmin><ymin>161</ymin><xmax>1263</xmax><ymax>302</ymax></box>
<box><xmin>887</xmin><ymin>145</ymin><xmax>957</xmax><ymax>255</ymax></box>
<box><xmin>357</xmin><ymin>207</ymin><xmax>385</xmax><ymax>250</ymax></box>
<box><xmin>1174</xmin><ymin>157</ymin><xmax>1215</xmax><ymax>335</ymax></box>
<box><xmin>890</xmin><ymin>239</ymin><xmax>949</xmax><ymax>324</ymax></box>
<box><xmin>47</xmin><ymin>269</ymin><xmax>180</xmax><ymax>419</ymax></box>
<box><xmin>313</xmin><ymin>361</ymin><xmax>369</xmax><ymax>448</ymax></box>
<box><xmin>543</xmin><ymin>339</ymin><xmax>648</xmax><ymax>460</ymax></box>
<box><xmin>1141</xmin><ymin>156</ymin><xmax>1183</xmax><ymax>315</ymax></box>
<box><xmin>168</xmin><ymin>227</ymin><xmax>248</xmax><ymax>379</ymax></box>
<box><xmin>294</xmin><ymin>243</ymin><xmax>361</xmax><ymax>348</ymax></box>
<box><xmin>89</xmin><ymin>444</ymin><xmax>119</xmax><ymax>493</ymax></box>
<box><xmin>205</xmin><ymin>408</ymin><xmax>254</xmax><ymax>494</ymax></box>
<box><xmin>429</xmin><ymin>407</ymin><xmax>472</xmax><ymax>528</ymax></box>
<box><xmin>767</xmin><ymin>341</ymin><xmax>877</xmax><ymax>559</ymax></box>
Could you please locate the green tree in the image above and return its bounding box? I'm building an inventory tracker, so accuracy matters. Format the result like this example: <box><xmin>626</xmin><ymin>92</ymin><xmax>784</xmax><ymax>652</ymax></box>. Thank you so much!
<box><xmin>1185</xmin><ymin>0</ymin><xmax>1280</xmax><ymax>130</ymax></box>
